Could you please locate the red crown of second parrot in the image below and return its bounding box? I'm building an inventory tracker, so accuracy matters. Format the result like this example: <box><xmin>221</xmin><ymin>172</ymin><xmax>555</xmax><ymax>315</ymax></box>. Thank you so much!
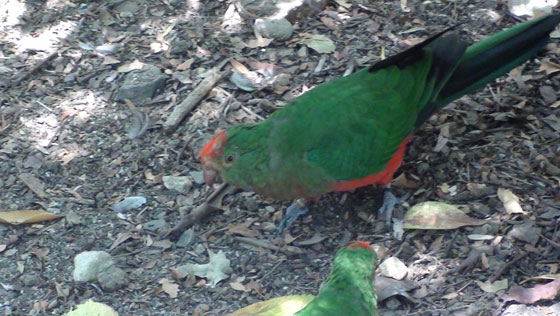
<box><xmin>345</xmin><ymin>241</ymin><xmax>373</xmax><ymax>250</ymax></box>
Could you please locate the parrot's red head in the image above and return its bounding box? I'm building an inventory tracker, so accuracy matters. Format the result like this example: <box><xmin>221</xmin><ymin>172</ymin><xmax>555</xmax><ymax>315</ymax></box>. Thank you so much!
<box><xmin>198</xmin><ymin>124</ymin><xmax>275</xmax><ymax>197</ymax></box>
<box><xmin>345</xmin><ymin>241</ymin><xmax>373</xmax><ymax>250</ymax></box>
<box><xmin>200</xmin><ymin>131</ymin><xmax>228</xmax><ymax>184</ymax></box>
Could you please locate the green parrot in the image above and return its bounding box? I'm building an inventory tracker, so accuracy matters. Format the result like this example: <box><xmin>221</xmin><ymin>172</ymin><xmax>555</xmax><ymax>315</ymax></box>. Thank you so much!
<box><xmin>201</xmin><ymin>15</ymin><xmax>560</xmax><ymax>227</ymax></box>
<box><xmin>226</xmin><ymin>241</ymin><xmax>378</xmax><ymax>316</ymax></box>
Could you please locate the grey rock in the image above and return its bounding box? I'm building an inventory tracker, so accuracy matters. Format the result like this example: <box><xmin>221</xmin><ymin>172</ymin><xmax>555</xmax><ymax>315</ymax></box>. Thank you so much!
<box><xmin>254</xmin><ymin>18</ymin><xmax>293</xmax><ymax>41</ymax></box>
<box><xmin>73</xmin><ymin>251</ymin><xmax>114</xmax><ymax>282</ymax></box>
<box><xmin>97</xmin><ymin>265</ymin><xmax>129</xmax><ymax>292</ymax></box>
<box><xmin>163</xmin><ymin>176</ymin><xmax>192</xmax><ymax>192</ymax></box>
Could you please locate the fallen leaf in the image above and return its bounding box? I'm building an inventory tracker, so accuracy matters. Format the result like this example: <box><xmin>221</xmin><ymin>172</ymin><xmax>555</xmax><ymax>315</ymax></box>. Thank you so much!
<box><xmin>0</xmin><ymin>210</ymin><xmax>63</xmax><ymax>225</ymax></box>
<box><xmin>226</xmin><ymin>295</ymin><xmax>314</xmax><ymax>316</ymax></box>
<box><xmin>442</xmin><ymin>292</ymin><xmax>458</xmax><ymax>299</ymax></box>
<box><xmin>393</xmin><ymin>173</ymin><xmax>420</xmax><ymax>189</ymax></box>
<box><xmin>476</xmin><ymin>279</ymin><xmax>508</xmax><ymax>293</ymax></box>
<box><xmin>297</xmin><ymin>232</ymin><xmax>327</xmax><ymax>246</ymax></box>
<box><xmin>543</xmin><ymin>114</ymin><xmax>560</xmax><ymax>132</ymax></box>
<box><xmin>538</xmin><ymin>59</ymin><xmax>560</xmax><ymax>75</ymax></box>
<box><xmin>246</xmin><ymin>37</ymin><xmax>273</xmax><ymax>48</ymax></box>
<box><xmin>18</xmin><ymin>173</ymin><xmax>47</xmax><ymax>198</ymax></box>
<box><xmin>376</xmin><ymin>276</ymin><xmax>417</xmax><ymax>301</ymax></box>
<box><xmin>501</xmin><ymin>277</ymin><xmax>560</xmax><ymax>304</ymax></box>
<box><xmin>230</xmin><ymin>282</ymin><xmax>246</xmax><ymax>292</ymax></box>
<box><xmin>172</xmin><ymin>250</ymin><xmax>232</xmax><ymax>287</ymax></box>
<box><xmin>230</xmin><ymin>60</ymin><xmax>251</xmax><ymax>74</ymax></box>
<box><xmin>117</xmin><ymin>59</ymin><xmax>145</xmax><ymax>73</ymax></box>
<box><xmin>159</xmin><ymin>278</ymin><xmax>179</xmax><ymax>298</ymax></box>
<box><xmin>227</xmin><ymin>223</ymin><xmax>258</xmax><ymax>238</ymax></box>
<box><xmin>404</xmin><ymin>202</ymin><xmax>488</xmax><ymax>230</ymax></box>
<box><xmin>304</xmin><ymin>35</ymin><xmax>336</xmax><ymax>54</ymax></box>
<box><xmin>109</xmin><ymin>232</ymin><xmax>140</xmax><ymax>251</ymax></box>
<box><xmin>497</xmin><ymin>188</ymin><xmax>525</xmax><ymax>214</ymax></box>
<box><xmin>467</xmin><ymin>234</ymin><xmax>495</xmax><ymax>241</ymax></box>
<box><xmin>102</xmin><ymin>56</ymin><xmax>120</xmax><ymax>65</ymax></box>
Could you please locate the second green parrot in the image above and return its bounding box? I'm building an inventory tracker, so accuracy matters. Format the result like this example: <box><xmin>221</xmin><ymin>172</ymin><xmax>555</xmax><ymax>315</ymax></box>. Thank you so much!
<box><xmin>227</xmin><ymin>241</ymin><xmax>378</xmax><ymax>316</ymax></box>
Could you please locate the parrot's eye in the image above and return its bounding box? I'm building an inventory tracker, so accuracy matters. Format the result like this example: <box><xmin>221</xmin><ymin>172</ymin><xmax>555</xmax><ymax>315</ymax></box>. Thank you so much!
<box><xmin>224</xmin><ymin>154</ymin><xmax>236</xmax><ymax>165</ymax></box>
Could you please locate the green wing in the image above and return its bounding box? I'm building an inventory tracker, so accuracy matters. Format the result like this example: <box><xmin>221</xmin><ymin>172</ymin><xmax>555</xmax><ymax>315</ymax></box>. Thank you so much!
<box><xmin>267</xmin><ymin>32</ymin><xmax>464</xmax><ymax>181</ymax></box>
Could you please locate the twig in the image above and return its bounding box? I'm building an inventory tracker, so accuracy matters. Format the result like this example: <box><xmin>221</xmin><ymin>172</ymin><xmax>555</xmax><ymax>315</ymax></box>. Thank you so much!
<box><xmin>163</xmin><ymin>60</ymin><xmax>230</xmax><ymax>132</ymax></box>
<box><xmin>448</xmin><ymin>245</ymin><xmax>492</xmax><ymax>274</ymax></box>
<box><xmin>489</xmin><ymin>251</ymin><xmax>529</xmax><ymax>283</ymax></box>
<box><xmin>234</xmin><ymin>236</ymin><xmax>304</xmax><ymax>254</ymax></box>
<box><xmin>539</xmin><ymin>233</ymin><xmax>560</xmax><ymax>250</ymax></box>
<box><xmin>4</xmin><ymin>51</ymin><xmax>61</xmax><ymax>90</ymax></box>
<box><xmin>163</xmin><ymin>183</ymin><xmax>232</xmax><ymax>240</ymax></box>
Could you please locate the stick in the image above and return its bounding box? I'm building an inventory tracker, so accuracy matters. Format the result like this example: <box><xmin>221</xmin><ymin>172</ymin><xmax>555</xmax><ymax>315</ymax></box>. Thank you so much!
<box><xmin>235</xmin><ymin>237</ymin><xmax>304</xmax><ymax>254</ymax></box>
<box><xmin>5</xmin><ymin>51</ymin><xmax>60</xmax><ymax>90</ymax></box>
<box><xmin>163</xmin><ymin>183</ymin><xmax>232</xmax><ymax>240</ymax></box>
<box><xmin>489</xmin><ymin>251</ymin><xmax>529</xmax><ymax>283</ymax></box>
<box><xmin>163</xmin><ymin>60</ymin><xmax>230</xmax><ymax>132</ymax></box>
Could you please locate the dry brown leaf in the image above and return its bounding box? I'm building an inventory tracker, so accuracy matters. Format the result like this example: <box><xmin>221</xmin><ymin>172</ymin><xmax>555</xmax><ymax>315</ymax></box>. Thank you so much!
<box><xmin>246</xmin><ymin>37</ymin><xmax>273</xmax><ymax>48</ymax></box>
<box><xmin>226</xmin><ymin>295</ymin><xmax>313</xmax><ymax>316</ymax></box>
<box><xmin>31</xmin><ymin>247</ymin><xmax>50</xmax><ymax>260</ymax></box>
<box><xmin>227</xmin><ymin>223</ymin><xmax>258</xmax><ymax>238</ymax></box>
<box><xmin>230</xmin><ymin>282</ymin><xmax>246</xmax><ymax>292</ymax></box>
<box><xmin>404</xmin><ymin>202</ymin><xmax>488</xmax><ymax>230</ymax></box>
<box><xmin>109</xmin><ymin>232</ymin><xmax>140</xmax><ymax>251</ymax></box>
<box><xmin>501</xmin><ymin>277</ymin><xmax>560</xmax><ymax>304</ymax></box>
<box><xmin>0</xmin><ymin>210</ymin><xmax>63</xmax><ymax>225</ymax></box>
<box><xmin>393</xmin><ymin>173</ymin><xmax>420</xmax><ymax>189</ymax></box>
<box><xmin>297</xmin><ymin>232</ymin><xmax>327</xmax><ymax>246</ymax></box>
<box><xmin>230</xmin><ymin>60</ymin><xmax>251</xmax><ymax>73</ymax></box>
<box><xmin>177</xmin><ymin>58</ymin><xmax>194</xmax><ymax>71</ymax></box>
<box><xmin>538</xmin><ymin>59</ymin><xmax>560</xmax><ymax>75</ymax></box>
<box><xmin>376</xmin><ymin>276</ymin><xmax>417</xmax><ymax>301</ymax></box>
<box><xmin>18</xmin><ymin>173</ymin><xmax>47</xmax><ymax>198</ymax></box>
<box><xmin>158</xmin><ymin>278</ymin><xmax>179</xmax><ymax>298</ymax></box>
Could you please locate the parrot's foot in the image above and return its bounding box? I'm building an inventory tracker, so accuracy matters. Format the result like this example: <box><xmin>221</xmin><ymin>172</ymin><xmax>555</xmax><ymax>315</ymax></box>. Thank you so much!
<box><xmin>276</xmin><ymin>199</ymin><xmax>309</xmax><ymax>234</ymax></box>
<box><xmin>379</xmin><ymin>187</ymin><xmax>397</xmax><ymax>226</ymax></box>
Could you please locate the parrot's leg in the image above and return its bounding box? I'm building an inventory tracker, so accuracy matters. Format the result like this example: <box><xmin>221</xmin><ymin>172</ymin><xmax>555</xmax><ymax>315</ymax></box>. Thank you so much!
<box><xmin>378</xmin><ymin>185</ymin><xmax>397</xmax><ymax>226</ymax></box>
<box><xmin>276</xmin><ymin>198</ymin><xmax>309</xmax><ymax>233</ymax></box>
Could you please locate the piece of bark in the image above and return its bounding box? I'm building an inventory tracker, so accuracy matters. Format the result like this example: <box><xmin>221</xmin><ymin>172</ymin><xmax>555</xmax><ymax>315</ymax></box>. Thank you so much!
<box><xmin>163</xmin><ymin>61</ymin><xmax>230</xmax><ymax>132</ymax></box>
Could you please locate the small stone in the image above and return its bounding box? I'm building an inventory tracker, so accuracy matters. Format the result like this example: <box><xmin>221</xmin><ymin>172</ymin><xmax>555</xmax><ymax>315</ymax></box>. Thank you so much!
<box><xmin>379</xmin><ymin>257</ymin><xmax>408</xmax><ymax>280</ymax></box>
<box><xmin>73</xmin><ymin>251</ymin><xmax>114</xmax><ymax>282</ymax></box>
<box><xmin>189</xmin><ymin>171</ymin><xmax>205</xmax><ymax>185</ymax></box>
<box><xmin>244</xmin><ymin>198</ymin><xmax>259</xmax><ymax>212</ymax></box>
<box><xmin>97</xmin><ymin>265</ymin><xmax>129</xmax><ymax>292</ymax></box>
<box><xmin>163</xmin><ymin>176</ymin><xmax>192</xmax><ymax>193</ymax></box>
<box><xmin>254</xmin><ymin>18</ymin><xmax>293</xmax><ymax>41</ymax></box>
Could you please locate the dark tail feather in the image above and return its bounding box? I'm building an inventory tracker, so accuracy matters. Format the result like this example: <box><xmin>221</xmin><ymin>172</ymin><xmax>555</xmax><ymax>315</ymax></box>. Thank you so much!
<box><xmin>434</xmin><ymin>14</ymin><xmax>560</xmax><ymax>108</ymax></box>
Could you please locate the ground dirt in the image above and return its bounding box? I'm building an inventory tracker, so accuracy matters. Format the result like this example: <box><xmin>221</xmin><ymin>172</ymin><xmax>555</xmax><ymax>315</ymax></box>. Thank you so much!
<box><xmin>1</xmin><ymin>0</ymin><xmax>560</xmax><ymax>315</ymax></box>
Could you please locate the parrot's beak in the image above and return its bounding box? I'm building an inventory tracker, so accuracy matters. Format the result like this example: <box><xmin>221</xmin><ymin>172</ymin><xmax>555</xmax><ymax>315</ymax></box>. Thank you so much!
<box><xmin>203</xmin><ymin>168</ymin><xmax>219</xmax><ymax>185</ymax></box>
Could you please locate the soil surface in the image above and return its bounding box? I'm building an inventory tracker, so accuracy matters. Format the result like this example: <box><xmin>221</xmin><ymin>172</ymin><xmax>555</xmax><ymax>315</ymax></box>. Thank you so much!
<box><xmin>1</xmin><ymin>0</ymin><xmax>559</xmax><ymax>315</ymax></box>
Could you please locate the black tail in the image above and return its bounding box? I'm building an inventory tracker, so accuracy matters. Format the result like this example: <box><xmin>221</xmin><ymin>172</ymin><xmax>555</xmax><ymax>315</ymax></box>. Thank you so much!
<box><xmin>435</xmin><ymin>14</ymin><xmax>560</xmax><ymax>108</ymax></box>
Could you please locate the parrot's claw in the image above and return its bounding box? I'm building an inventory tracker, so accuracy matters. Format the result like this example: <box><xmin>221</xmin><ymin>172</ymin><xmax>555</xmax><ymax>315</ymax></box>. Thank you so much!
<box><xmin>379</xmin><ymin>188</ymin><xmax>398</xmax><ymax>227</ymax></box>
<box><xmin>276</xmin><ymin>199</ymin><xmax>309</xmax><ymax>234</ymax></box>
